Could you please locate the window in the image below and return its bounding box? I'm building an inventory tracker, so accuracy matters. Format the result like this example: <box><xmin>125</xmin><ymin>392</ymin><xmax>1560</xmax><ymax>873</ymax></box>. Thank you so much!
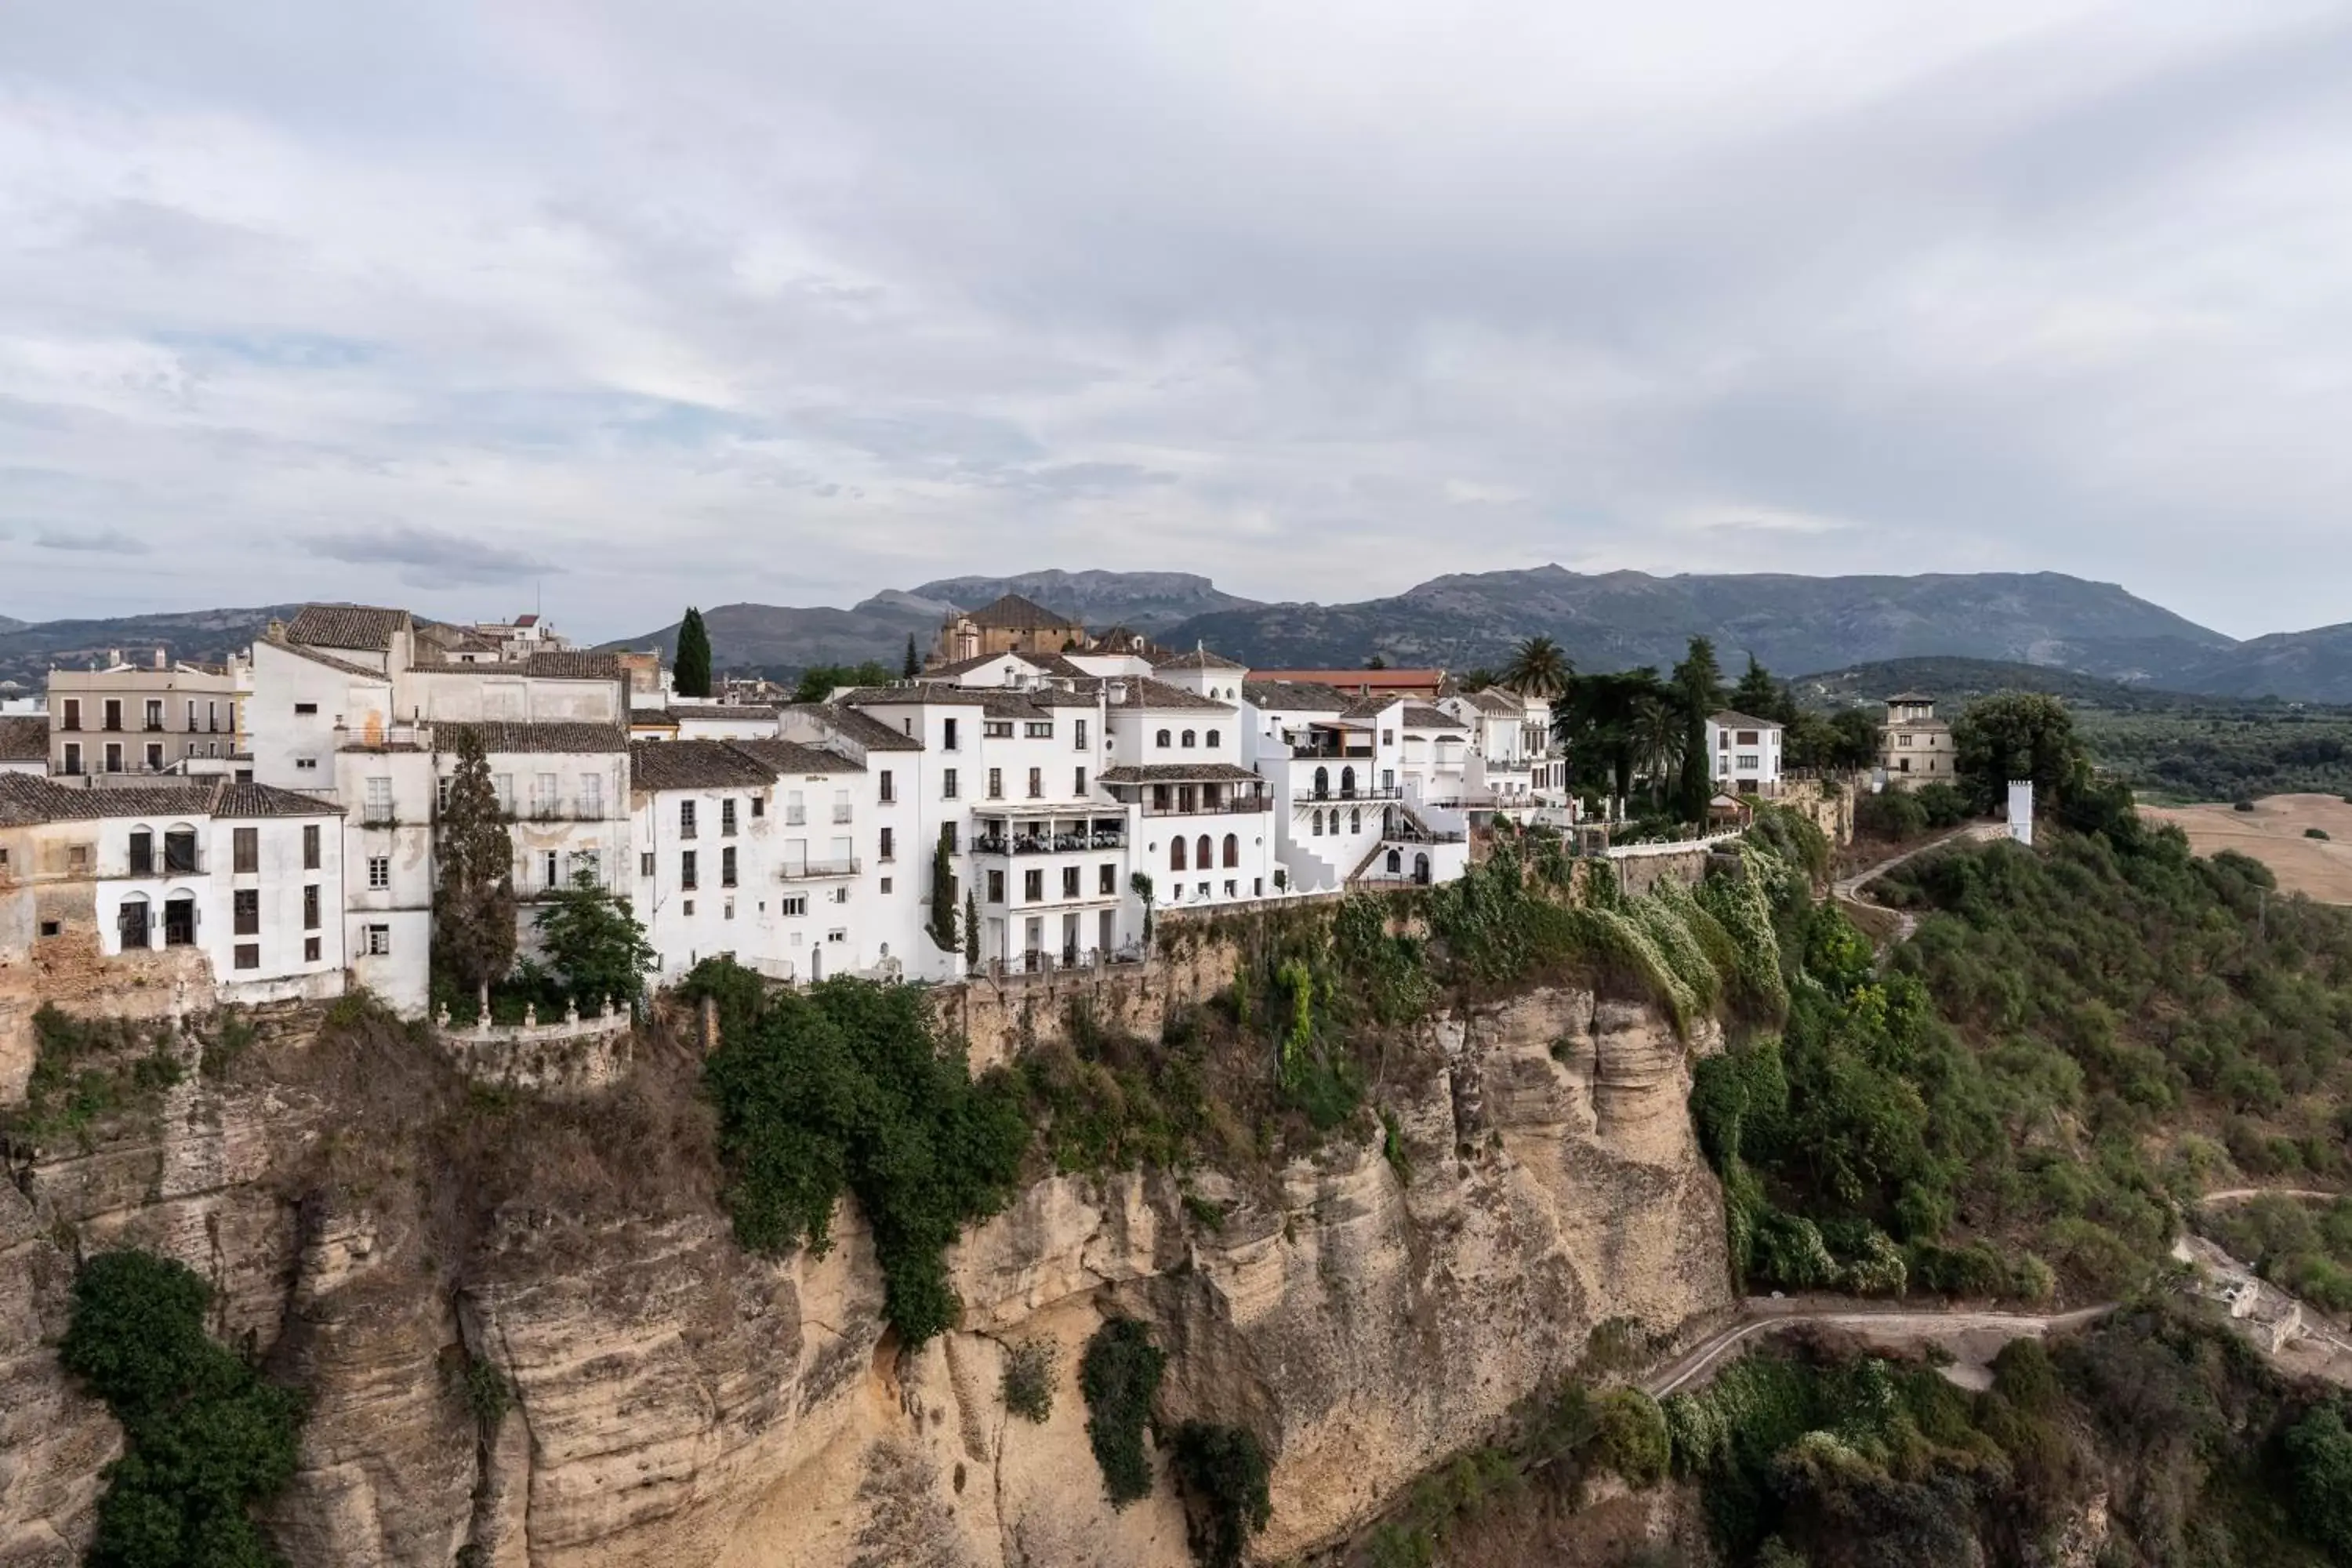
<box><xmin>1737</xmin><ymin>730</ymin><xmax>1759</xmax><ymax>746</ymax></box>
<box><xmin>827</xmin><ymin>929</ymin><xmax>847</xmax><ymax>944</ymax></box>
<box><xmin>1074</xmin><ymin>719</ymin><xmax>1087</xmax><ymax>749</ymax></box>
<box><xmin>1171</xmin><ymin>837</ymin><xmax>1188</xmax><ymax>870</ymax></box>
<box><xmin>144</xmin><ymin>743</ymin><xmax>164</xmax><ymax>772</ymax></box>
<box><xmin>365</xmin><ymin>776</ymin><xmax>393</xmax><ymax>823</ymax></box>
<box><xmin>535</xmin><ymin>772</ymin><xmax>559</xmax><ymax>815</ymax></box>
<box><xmin>64</xmin><ymin>742</ymin><xmax>82</xmax><ymax>775</ymax></box>
<box><xmin>751</xmin><ymin>795</ymin><xmax>765</xmax><ymax>818</ymax></box>
<box><xmin>1181</xmin><ymin>730</ymin><xmax>1196</xmax><ymax>748</ymax></box>
<box><xmin>144</xmin><ymin>699</ymin><xmax>163</xmax><ymax>731</ymax></box>
<box><xmin>1381</xmin><ymin>730</ymin><xmax>1394</xmax><ymax>746</ymax></box>
<box><xmin>1223</xmin><ymin>833</ymin><xmax>1239</xmax><ymax>868</ymax></box>
<box><xmin>684</xmin><ymin>899</ymin><xmax>695</xmax><ymax>916</ymax></box>
<box><xmin>879</xmin><ymin>826</ymin><xmax>895</xmax><ymax>862</ymax></box>
<box><xmin>1062</xmin><ymin>866</ymin><xmax>1080</xmax><ymax>898</ymax></box>
<box><xmin>1025</xmin><ymin>721</ymin><xmax>1052</xmax><ymax>739</ymax></box>
<box><xmin>680</xmin><ymin>799</ymin><xmax>698</xmax><ymax>837</ymax></box>
<box><xmin>830</xmin><ymin>886</ymin><xmax>849</xmax><ymax>905</ymax></box>
<box><xmin>1196</xmin><ymin>835</ymin><xmax>1212</xmax><ymax>871</ymax></box>
<box><xmin>303</xmin><ymin>824</ymin><xmax>321</xmax><ymax>869</ymax></box>
<box><xmin>582</xmin><ymin>775</ymin><xmax>605</xmax><ymax>817</ymax></box>
<box><xmin>987</xmin><ymin>768</ymin><xmax>1004</xmax><ymax>799</ymax></box>
<box><xmin>575</xmin><ymin>849</ymin><xmax>599</xmax><ymax>884</ymax></box>
<box><xmin>209</xmin><ymin>701</ymin><xmax>220</xmax><ymax>733</ymax></box>
<box><xmin>641</xmin><ymin>851</ymin><xmax>656</xmax><ymax>877</ymax></box>
<box><xmin>234</xmin><ymin>943</ymin><xmax>260</xmax><ymax>971</ymax></box>
<box><xmin>879</xmin><ymin>770</ymin><xmax>895</xmax><ymax>804</ymax></box>
<box><xmin>1737</xmin><ymin>754</ymin><xmax>1760</xmax><ymax>771</ymax></box>
<box><xmin>230</xmin><ymin>890</ymin><xmax>257</xmax><ymax>938</ymax></box>
<box><xmin>1350</xmin><ymin>808</ymin><xmax>1361</xmax><ymax>833</ymax></box>
<box><xmin>722</xmin><ymin>847</ymin><xmax>738</xmax><ymax>887</ymax></box>
<box><xmin>304</xmin><ymin>935</ymin><xmax>321</xmax><ymax>963</ymax></box>
<box><xmin>234</xmin><ymin>827</ymin><xmax>258</xmax><ymax>874</ymax></box>
<box><xmin>988</xmin><ymin>869</ymin><xmax>1006</xmax><ymax>903</ymax></box>
<box><xmin>164</xmin><ymin>828</ymin><xmax>197</xmax><ymax>873</ymax></box>
<box><xmin>942</xmin><ymin>768</ymin><xmax>960</xmax><ymax>800</ymax></box>
<box><xmin>365</xmin><ymin>924</ymin><xmax>391</xmax><ymax>956</ymax></box>
<box><xmin>69</xmin><ymin>844</ymin><xmax>91</xmax><ymax>873</ymax></box>
<box><xmin>303</xmin><ymin>884</ymin><xmax>320</xmax><ymax>930</ymax></box>
<box><xmin>494</xmin><ymin>775</ymin><xmax>514</xmax><ymax>815</ymax></box>
<box><xmin>294</xmin><ymin>702</ymin><xmax>318</xmax><ymax>716</ymax></box>
<box><xmin>129</xmin><ymin>829</ymin><xmax>154</xmax><ymax>876</ymax></box>
<box><xmin>62</xmin><ymin>698</ymin><xmax>80</xmax><ymax>731</ymax></box>
<box><xmin>1207</xmin><ymin>729</ymin><xmax>1221</xmax><ymax>748</ymax></box>
<box><xmin>942</xmin><ymin>717</ymin><xmax>960</xmax><ymax>751</ymax></box>
<box><xmin>879</xmin><ymin>876</ymin><xmax>893</xmax><ymax>895</ymax></box>
<box><xmin>722</xmin><ymin>798</ymin><xmax>738</xmax><ymax>836</ymax></box>
<box><xmin>104</xmin><ymin>742</ymin><xmax>123</xmax><ymax>774</ymax></box>
<box><xmin>1026</xmin><ymin>767</ymin><xmax>1042</xmax><ymax>798</ymax></box>
<box><xmin>1099</xmin><ymin>863</ymin><xmax>1116</xmax><ymax>895</ymax></box>
<box><xmin>984</xmin><ymin>720</ymin><xmax>1014</xmax><ymax>739</ymax></box>
<box><xmin>681</xmin><ymin>850</ymin><xmax>699</xmax><ymax>890</ymax></box>
<box><xmin>786</xmin><ymin>789</ymin><xmax>805</xmax><ymax>825</ymax></box>
<box><xmin>781</xmin><ymin>895</ymin><xmax>807</xmax><ymax>916</ymax></box>
<box><xmin>833</xmin><ymin>789</ymin><xmax>851</xmax><ymax>824</ymax></box>
<box><xmin>103</xmin><ymin>699</ymin><xmax>122</xmax><ymax>731</ymax></box>
<box><xmin>543</xmin><ymin>850</ymin><xmax>560</xmax><ymax>887</ymax></box>
<box><xmin>368</xmin><ymin>856</ymin><xmax>390</xmax><ymax>890</ymax></box>
<box><xmin>1074</xmin><ymin>766</ymin><xmax>1087</xmax><ymax>796</ymax></box>
<box><xmin>39</xmin><ymin>920</ymin><xmax>61</xmax><ymax>938</ymax></box>
<box><xmin>1024</xmin><ymin>868</ymin><xmax>1044</xmax><ymax>901</ymax></box>
<box><xmin>1311</xmin><ymin>810</ymin><xmax>1323</xmax><ymax>837</ymax></box>
<box><xmin>1156</xmin><ymin>729</ymin><xmax>1171</xmax><ymax>749</ymax></box>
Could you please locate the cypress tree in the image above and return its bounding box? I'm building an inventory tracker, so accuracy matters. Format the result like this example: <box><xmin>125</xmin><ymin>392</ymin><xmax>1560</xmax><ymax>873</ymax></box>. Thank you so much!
<box><xmin>675</xmin><ymin>607</ymin><xmax>713</xmax><ymax>699</ymax></box>
<box><xmin>434</xmin><ymin>727</ymin><xmax>517</xmax><ymax>1001</ymax></box>
<box><xmin>927</xmin><ymin>826</ymin><xmax>958</xmax><ymax>952</ymax></box>
<box><xmin>1673</xmin><ymin>636</ymin><xmax>1723</xmax><ymax>823</ymax></box>
<box><xmin>903</xmin><ymin>633</ymin><xmax>921</xmax><ymax>678</ymax></box>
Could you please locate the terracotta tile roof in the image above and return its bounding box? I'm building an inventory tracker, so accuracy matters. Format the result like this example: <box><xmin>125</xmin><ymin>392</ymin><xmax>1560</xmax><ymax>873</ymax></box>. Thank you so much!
<box><xmin>785</xmin><ymin>703</ymin><xmax>924</xmax><ymax>752</ymax></box>
<box><xmin>1105</xmin><ymin>677</ymin><xmax>1232</xmax><ymax>713</ymax></box>
<box><xmin>838</xmin><ymin>685</ymin><xmax>989</xmax><ymax>710</ymax></box>
<box><xmin>1243</xmin><ymin>680</ymin><xmax>1351</xmax><ymax>713</ymax></box>
<box><xmin>0</xmin><ymin>775</ymin><xmax>337</xmax><ymax>826</ymax></box>
<box><xmin>1465</xmin><ymin>688</ymin><xmax>1523</xmax><ymax>713</ymax></box>
<box><xmin>1250</xmin><ymin>668</ymin><xmax>1445</xmax><ymax>693</ymax></box>
<box><xmin>627</xmin><ymin>739</ymin><xmax>775</xmax><ymax>793</ymax></box>
<box><xmin>262</xmin><ymin>634</ymin><xmax>390</xmax><ymax>682</ymax></box>
<box><xmin>1401</xmin><ymin>706</ymin><xmax>1468</xmax><ymax>730</ymax></box>
<box><xmin>287</xmin><ymin>604</ymin><xmax>411</xmax><ymax>652</ymax></box>
<box><xmin>1152</xmin><ymin>647</ymin><xmax>1247</xmax><ymax>672</ymax></box>
<box><xmin>965</xmin><ymin>593</ymin><xmax>1084</xmax><ymax>631</ymax></box>
<box><xmin>1098</xmin><ymin>763</ymin><xmax>1262</xmax><ymax>785</ymax></box>
<box><xmin>1710</xmin><ymin>710</ymin><xmax>1785</xmax><ymax>731</ymax></box>
<box><xmin>416</xmin><ymin>622</ymin><xmax>501</xmax><ymax>654</ymax></box>
<box><xmin>729</xmin><ymin>739</ymin><xmax>862</xmax><ymax>776</ymax></box>
<box><xmin>437</xmin><ymin>721</ymin><xmax>630</xmax><ymax>755</ymax></box>
<box><xmin>517</xmin><ymin>651</ymin><xmax>625</xmax><ymax>681</ymax></box>
<box><xmin>669</xmin><ymin>704</ymin><xmax>779</xmax><ymax>721</ymax></box>
<box><xmin>630</xmin><ymin>710</ymin><xmax>681</xmax><ymax>728</ymax></box>
<box><xmin>0</xmin><ymin>715</ymin><xmax>46</xmax><ymax>763</ymax></box>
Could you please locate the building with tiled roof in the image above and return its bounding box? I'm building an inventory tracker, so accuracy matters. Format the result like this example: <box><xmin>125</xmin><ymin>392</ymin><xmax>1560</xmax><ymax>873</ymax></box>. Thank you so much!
<box><xmin>626</xmin><ymin>739</ymin><xmax>778</xmax><ymax>793</ymax></box>
<box><xmin>1708</xmin><ymin>710</ymin><xmax>1786</xmax><ymax>798</ymax></box>
<box><xmin>1152</xmin><ymin>646</ymin><xmax>1247</xmax><ymax>673</ymax></box>
<box><xmin>931</xmin><ymin>593</ymin><xmax>1091</xmax><ymax>666</ymax></box>
<box><xmin>433</xmin><ymin>721</ymin><xmax>630</xmax><ymax>755</ymax></box>
<box><xmin>285</xmin><ymin>604</ymin><xmax>412</xmax><ymax>654</ymax></box>
<box><xmin>729</xmin><ymin>739</ymin><xmax>862</xmax><ymax>776</ymax></box>
<box><xmin>1249</xmin><ymin>666</ymin><xmax>1446</xmax><ymax>699</ymax></box>
<box><xmin>1879</xmin><ymin>694</ymin><xmax>1951</xmax><ymax>793</ymax></box>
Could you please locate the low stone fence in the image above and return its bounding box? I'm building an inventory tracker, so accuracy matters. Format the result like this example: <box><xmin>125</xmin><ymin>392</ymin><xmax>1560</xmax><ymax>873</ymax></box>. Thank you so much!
<box><xmin>432</xmin><ymin>998</ymin><xmax>633</xmax><ymax>1096</ymax></box>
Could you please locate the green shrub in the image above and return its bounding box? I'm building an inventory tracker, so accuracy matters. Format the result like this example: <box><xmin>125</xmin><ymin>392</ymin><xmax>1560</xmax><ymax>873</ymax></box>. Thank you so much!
<box><xmin>2307</xmin><ymin>828</ymin><xmax>2332</xmax><ymax>841</ymax></box>
<box><xmin>1002</xmin><ymin>1340</ymin><xmax>1057</xmax><ymax>1425</ymax></box>
<box><xmin>1589</xmin><ymin>1388</ymin><xmax>1671</xmax><ymax>1488</ymax></box>
<box><xmin>699</xmin><ymin>971</ymin><xmax>1030</xmax><ymax>1346</ymax></box>
<box><xmin>2234</xmin><ymin>797</ymin><xmax>2258</xmax><ymax>812</ymax></box>
<box><xmin>1169</xmin><ymin>1421</ymin><xmax>1273</xmax><ymax>1566</ymax></box>
<box><xmin>1080</xmin><ymin>1318</ymin><xmax>1167</xmax><ymax>1508</ymax></box>
<box><xmin>464</xmin><ymin>1356</ymin><xmax>514</xmax><ymax>1428</ymax></box>
<box><xmin>2288</xmin><ymin>1404</ymin><xmax>2352</xmax><ymax>1559</ymax></box>
<box><xmin>60</xmin><ymin>1250</ymin><xmax>303</xmax><ymax>1568</ymax></box>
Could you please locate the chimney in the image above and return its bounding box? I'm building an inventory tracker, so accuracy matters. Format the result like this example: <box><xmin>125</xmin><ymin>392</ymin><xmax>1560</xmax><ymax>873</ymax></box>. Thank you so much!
<box><xmin>107</xmin><ymin>648</ymin><xmax>122</xmax><ymax>668</ymax></box>
<box><xmin>154</xmin><ymin>648</ymin><xmax>168</xmax><ymax>671</ymax></box>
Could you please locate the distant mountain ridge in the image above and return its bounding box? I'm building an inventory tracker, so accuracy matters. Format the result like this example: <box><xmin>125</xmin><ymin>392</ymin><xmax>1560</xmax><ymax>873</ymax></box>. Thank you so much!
<box><xmin>908</xmin><ymin>570</ymin><xmax>1258</xmax><ymax>632</ymax></box>
<box><xmin>0</xmin><ymin>604</ymin><xmax>300</xmax><ymax>688</ymax></box>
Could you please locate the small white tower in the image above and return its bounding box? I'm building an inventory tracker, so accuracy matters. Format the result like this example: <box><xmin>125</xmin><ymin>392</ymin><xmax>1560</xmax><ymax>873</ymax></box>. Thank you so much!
<box><xmin>2007</xmin><ymin>779</ymin><xmax>2034</xmax><ymax>848</ymax></box>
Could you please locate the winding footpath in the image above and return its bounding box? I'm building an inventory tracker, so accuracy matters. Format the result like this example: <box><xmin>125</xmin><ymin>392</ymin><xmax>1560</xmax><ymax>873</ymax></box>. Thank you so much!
<box><xmin>1832</xmin><ymin>823</ymin><xmax>2008</xmax><ymax>942</ymax></box>
<box><xmin>1643</xmin><ymin>1300</ymin><xmax>2114</xmax><ymax>1399</ymax></box>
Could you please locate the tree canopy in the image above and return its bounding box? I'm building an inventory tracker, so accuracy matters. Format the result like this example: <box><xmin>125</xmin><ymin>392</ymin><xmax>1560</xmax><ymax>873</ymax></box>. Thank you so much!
<box><xmin>674</xmin><ymin>607</ymin><xmax>713</xmax><ymax>699</ymax></box>
<box><xmin>535</xmin><ymin>869</ymin><xmax>657</xmax><ymax>1007</ymax></box>
<box><xmin>1500</xmin><ymin>634</ymin><xmax>1573</xmax><ymax>698</ymax></box>
<box><xmin>1951</xmin><ymin>691</ymin><xmax>2088</xmax><ymax>813</ymax></box>
<box><xmin>431</xmin><ymin>726</ymin><xmax>517</xmax><ymax>1000</ymax></box>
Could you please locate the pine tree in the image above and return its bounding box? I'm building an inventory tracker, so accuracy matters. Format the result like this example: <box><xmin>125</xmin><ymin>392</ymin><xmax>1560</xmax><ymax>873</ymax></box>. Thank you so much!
<box><xmin>433</xmin><ymin>727</ymin><xmax>517</xmax><ymax>1000</ymax></box>
<box><xmin>675</xmin><ymin>607</ymin><xmax>713</xmax><ymax>699</ymax></box>
<box><xmin>903</xmin><ymin>634</ymin><xmax>920</xmax><ymax>679</ymax></box>
<box><xmin>1729</xmin><ymin>654</ymin><xmax>1780</xmax><ymax>720</ymax></box>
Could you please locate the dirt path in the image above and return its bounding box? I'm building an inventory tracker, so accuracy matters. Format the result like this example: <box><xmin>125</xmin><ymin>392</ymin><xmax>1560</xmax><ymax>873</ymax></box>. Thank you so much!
<box><xmin>1832</xmin><ymin>824</ymin><xmax>2006</xmax><ymax>943</ymax></box>
<box><xmin>1644</xmin><ymin>1299</ymin><xmax>2115</xmax><ymax>1398</ymax></box>
<box><xmin>2198</xmin><ymin>1187</ymin><xmax>2342</xmax><ymax>1207</ymax></box>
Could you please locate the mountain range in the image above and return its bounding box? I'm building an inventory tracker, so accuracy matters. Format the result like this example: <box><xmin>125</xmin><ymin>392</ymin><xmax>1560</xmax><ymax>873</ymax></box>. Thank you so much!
<box><xmin>8</xmin><ymin>568</ymin><xmax>2352</xmax><ymax>703</ymax></box>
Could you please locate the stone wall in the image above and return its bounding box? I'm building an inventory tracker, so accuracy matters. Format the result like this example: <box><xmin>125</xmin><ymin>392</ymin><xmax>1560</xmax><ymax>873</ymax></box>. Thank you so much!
<box><xmin>937</xmin><ymin>938</ymin><xmax>1244</xmax><ymax>1072</ymax></box>
<box><xmin>433</xmin><ymin>1004</ymin><xmax>634</xmax><ymax>1097</ymax></box>
<box><xmin>0</xmin><ymin>924</ymin><xmax>216</xmax><ymax>1103</ymax></box>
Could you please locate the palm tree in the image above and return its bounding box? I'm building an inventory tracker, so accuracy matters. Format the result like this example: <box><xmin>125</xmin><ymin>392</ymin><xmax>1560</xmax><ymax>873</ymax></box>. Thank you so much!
<box><xmin>1501</xmin><ymin>635</ymin><xmax>1573</xmax><ymax>698</ymax></box>
<box><xmin>1629</xmin><ymin>693</ymin><xmax>1686</xmax><ymax>807</ymax></box>
<box><xmin>1553</xmin><ymin>667</ymin><xmax>1668</xmax><ymax>804</ymax></box>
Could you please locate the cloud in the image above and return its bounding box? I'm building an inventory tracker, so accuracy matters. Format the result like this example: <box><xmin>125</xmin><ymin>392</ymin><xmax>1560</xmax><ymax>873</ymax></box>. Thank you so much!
<box><xmin>34</xmin><ymin>525</ymin><xmax>151</xmax><ymax>554</ymax></box>
<box><xmin>305</xmin><ymin>525</ymin><xmax>554</xmax><ymax>585</ymax></box>
<box><xmin>2</xmin><ymin>1</ymin><xmax>2350</xmax><ymax>638</ymax></box>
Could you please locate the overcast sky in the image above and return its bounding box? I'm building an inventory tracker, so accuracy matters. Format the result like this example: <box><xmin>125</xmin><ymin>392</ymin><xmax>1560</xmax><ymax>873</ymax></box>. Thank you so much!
<box><xmin>4</xmin><ymin>1</ymin><xmax>2350</xmax><ymax>641</ymax></box>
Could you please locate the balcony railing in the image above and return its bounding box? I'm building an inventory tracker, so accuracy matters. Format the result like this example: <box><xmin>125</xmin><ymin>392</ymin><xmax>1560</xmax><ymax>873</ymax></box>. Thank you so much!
<box><xmin>1138</xmin><ymin>795</ymin><xmax>1273</xmax><ymax>816</ymax></box>
<box><xmin>778</xmin><ymin>857</ymin><xmax>860</xmax><ymax>880</ymax></box>
<box><xmin>784</xmin><ymin>808</ymin><xmax>807</xmax><ymax>825</ymax></box>
<box><xmin>974</xmin><ymin>829</ymin><xmax>1127</xmax><ymax>855</ymax></box>
<box><xmin>1304</xmin><ymin>785</ymin><xmax>1404</xmax><ymax>803</ymax></box>
<box><xmin>833</xmin><ymin>805</ymin><xmax>853</xmax><ymax>823</ymax></box>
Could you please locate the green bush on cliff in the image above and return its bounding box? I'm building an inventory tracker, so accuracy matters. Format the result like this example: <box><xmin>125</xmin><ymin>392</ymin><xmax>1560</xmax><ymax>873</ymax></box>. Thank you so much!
<box><xmin>1169</xmin><ymin>1421</ymin><xmax>1273</xmax><ymax>1566</ymax></box>
<box><xmin>60</xmin><ymin>1249</ymin><xmax>303</xmax><ymax>1568</ymax></box>
<box><xmin>1080</xmin><ymin>1317</ymin><xmax>1167</xmax><ymax>1508</ymax></box>
<box><xmin>694</xmin><ymin>965</ymin><xmax>1029</xmax><ymax>1346</ymax></box>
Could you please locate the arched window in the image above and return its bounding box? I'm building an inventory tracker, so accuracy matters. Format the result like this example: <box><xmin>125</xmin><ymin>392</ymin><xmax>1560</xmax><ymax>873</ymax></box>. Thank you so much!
<box><xmin>1206</xmin><ymin>729</ymin><xmax>1220</xmax><ymax>748</ymax></box>
<box><xmin>1350</xmin><ymin>808</ymin><xmax>1361</xmax><ymax>834</ymax></box>
<box><xmin>1313</xmin><ymin>766</ymin><xmax>1329</xmax><ymax>799</ymax></box>
<box><xmin>1171</xmin><ymin>837</ymin><xmax>1188</xmax><ymax>871</ymax></box>
<box><xmin>1156</xmin><ymin>729</ymin><xmax>1171</xmax><ymax>749</ymax></box>
<box><xmin>1196</xmin><ymin>835</ymin><xmax>1213</xmax><ymax>872</ymax></box>
<box><xmin>1414</xmin><ymin>852</ymin><xmax>1431</xmax><ymax>884</ymax></box>
<box><xmin>1341</xmin><ymin>766</ymin><xmax>1356</xmax><ymax>799</ymax></box>
<box><xmin>1222</xmin><ymin>833</ymin><xmax>1239</xmax><ymax>867</ymax></box>
<box><xmin>117</xmin><ymin>893</ymin><xmax>151</xmax><ymax>951</ymax></box>
<box><xmin>1312</xmin><ymin>810</ymin><xmax>1323</xmax><ymax>836</ymax></box>
<box><xmin>1181</xmin><ymin>730</ymin><xmax>1196</xmax><ymax>748</ymax></box>
<box><xmin>1386</xmin><ymin>849</ymin><xmax>1402</xmax><ymax>873</ymax></box>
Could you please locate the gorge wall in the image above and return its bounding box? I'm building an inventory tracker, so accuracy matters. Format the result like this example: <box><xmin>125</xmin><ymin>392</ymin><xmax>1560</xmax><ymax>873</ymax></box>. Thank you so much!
<box><xmin>0</xmin><ymin>980</ymin><xmax>1730</xmax><ymax>1568</ymax></box>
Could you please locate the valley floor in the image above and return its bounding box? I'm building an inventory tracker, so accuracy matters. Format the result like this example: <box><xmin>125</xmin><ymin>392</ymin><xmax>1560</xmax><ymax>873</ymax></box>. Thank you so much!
<box><xmin>2142</xmin><ymin>793</ymin><xmax>2352</xmax><ymax>903</ymax></box>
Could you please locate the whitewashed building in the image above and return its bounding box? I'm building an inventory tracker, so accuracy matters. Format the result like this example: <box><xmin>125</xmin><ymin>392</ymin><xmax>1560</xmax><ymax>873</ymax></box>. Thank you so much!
<box><xmin>1706</xmin><ymin>710</ymin><xmax>1784</xmax><ymax>797</ymax></box>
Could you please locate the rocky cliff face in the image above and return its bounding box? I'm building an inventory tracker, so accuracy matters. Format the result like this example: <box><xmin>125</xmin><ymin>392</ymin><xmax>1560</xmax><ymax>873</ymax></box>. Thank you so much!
<box><xmin>0</xmin><ymin>986</ymin><xmax>1729</xmax><ymax>1567</ymax></box>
